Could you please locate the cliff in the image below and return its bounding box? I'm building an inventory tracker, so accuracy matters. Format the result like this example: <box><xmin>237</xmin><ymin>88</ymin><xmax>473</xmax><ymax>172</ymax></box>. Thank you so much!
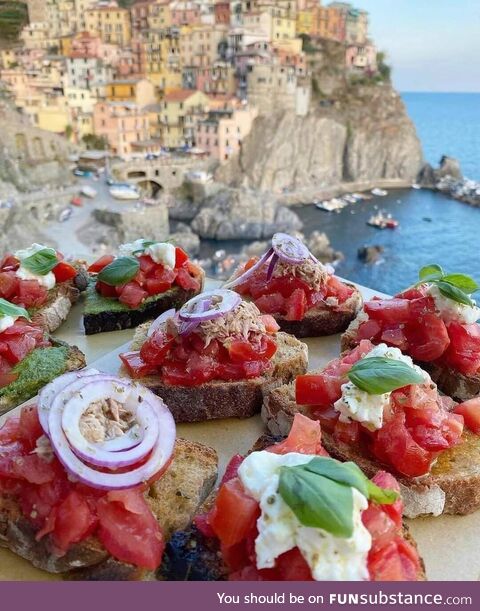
<box><xmin>217</xmin><ymin>38</ymin><xmax>423</xmax><ymax>194</ymax></box>
<box><xmin>218</xmin><ymin>85</ymin><xmax>422</xmax><ymax>193</ymax></box>
<box><xmin>0</xmin><ymin>99</ymin><xmax>75</xmax><ymax>196</ymax></box>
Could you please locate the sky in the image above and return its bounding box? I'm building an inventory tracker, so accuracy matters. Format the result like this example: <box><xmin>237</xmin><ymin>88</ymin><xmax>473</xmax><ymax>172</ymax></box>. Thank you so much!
<box><xmin>355</xmin><ymin>0</ymin><xmax>480</xmax><ymax>92</ymax></box>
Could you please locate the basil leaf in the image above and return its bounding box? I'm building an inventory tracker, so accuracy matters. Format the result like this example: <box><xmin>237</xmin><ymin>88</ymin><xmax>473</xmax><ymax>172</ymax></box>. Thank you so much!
<box><xmin>442</xmin><ymin>274</ymin><xmax>479</xmax><ymax>294</ymax></box>
<box><xmin>348</xmin><ymin>357</ymin><xmax>424</xmax><ymax>394</ymax></box>
<box><xmin>97</xmin><ymin>256</ymin><xmax>140</xmax><ymax>286</ymax></box>
<box><xmin>366</xmin><ymin>480</ymin><xmax>399</xmax><ymax>505</ymax></box>
<box><xmin>437</xmin><ymin>281</ymin><xmax>474</xmax><ymax>307</ymax></box>
<box><xmin>21</xmin><ymin>248</ymin><xmax>58</xmax><ymax>276</ymax></box>
<box><xmin>303</xmin><ymin>457</ymin><xmax>369</xmax><ymax>498</ymax></box>
<box><xmin>419</xmin><ymin>264</ymin><xmax>443</xmax><ymax>282</ymax></box>
<box><xmin>0</xmin><ymin>298</ymin><xmax>31</xmax><ymax>321</ymax></box>
<box><xmin>278</xmin><ymin>466</ymin><xmax>354</xmax><ymax>537</ymax></box>
<box><xmin>303</xmin><ymin>457</ymin><xmax>398</xmax><ymax>505</ymax></box>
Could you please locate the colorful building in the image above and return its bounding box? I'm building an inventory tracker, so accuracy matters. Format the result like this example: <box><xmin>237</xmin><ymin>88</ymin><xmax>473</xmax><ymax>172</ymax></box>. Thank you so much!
<box><xmin>65</xmin><ymin>55</ymin><xmax>113</xmax><ymax>89</ymax></box>
<box><xmin>214</xmin><ymin>1</ymin><xmax>230</xmax><ymax>24</ymax></box>
<box><xmin>85</xmin><ymin>2</ymin><xmax>132</xmax><ymax>46</ymax></box>
<box><xmin>328</xmin><ymin>2</ymin><xmax>368</xmax><ymax>44</ymax></box>
<box><xmin>170</xmin><ymin>1</ymin><xmax>202</xmax><ymax>26</ymax></box>
<box><xmin>346</xmin><ymin>41</ymin><xmax>377</xmax><ymax>72</ymax></box>
<box><xmin>159</xmin><ymin>88</ymin><xmax>210</xmax><ymax>148</ymax></box>
<box><xmin>195</xmin><ymin>103</ymin><xmax>258</xmax><ymax>163</ymax></box>
<box><xmin>179</xmin><ymin>24</ymin><xmax>229</xmax><ymax>68</ymax></box>
<box><xmin>105</xmin><ymin>78</ymin><xmax>156</xmax><ymax>106</ymax></box>
<box><xmin>93</xmin><ymin>101</ymin><xmax>150</xmax><ymax>156</ymax></box>
<box><xmin>147</xmin><ymin>0</ymin><xmax>172</xmax><ymax>29</ymax></box>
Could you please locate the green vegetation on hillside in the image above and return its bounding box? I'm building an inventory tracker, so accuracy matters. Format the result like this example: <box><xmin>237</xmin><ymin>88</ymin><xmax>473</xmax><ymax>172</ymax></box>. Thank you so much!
<box><xmin>117</xmin><ymin>0</ymin><xmax>136</xmax><ymax>8</ymax></box>
<box><xmin>0</xmin><ymin>1</ymin><xmax>27</xmax><ymax>44</ymax></box>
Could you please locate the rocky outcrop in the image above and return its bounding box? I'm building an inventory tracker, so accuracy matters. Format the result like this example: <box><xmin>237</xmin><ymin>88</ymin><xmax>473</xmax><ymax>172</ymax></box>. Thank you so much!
<box><xmin>190</xmin><ymin>186</ymin><xmax>302</xmax><ymax>240</ymax></box>
<box><xmin>358</xmin><ymin>245</ymin><xmax>384</xmax><ymax>263</ymax></box>
<box><xmin>93</xmin><ymin>205</ymin><xmax>169</xmax><ymax>244</ymax></box>
<box><xmin>217</xmin><ymin>86</ymin><xmax>423</xmax><ymax>193</ymax></box>
<box><xmin>419</xmin><ymin>156</ymin><xmax>480</xmax><ymax>208</ymax></box>
<box><xmin>0</xmin><ymin>101</ymin><xmax>76</xmax><ymax>195</ymax></box>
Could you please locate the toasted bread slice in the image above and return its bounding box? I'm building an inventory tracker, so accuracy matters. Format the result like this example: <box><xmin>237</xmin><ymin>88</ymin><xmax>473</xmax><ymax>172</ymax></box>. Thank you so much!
<box><xmin>124</xmin><ymin>326</ymin><xmax>308</xmax><ymax>423</ymax></box>
<box><xmin>262</xmin><ymin>379</ymin><xmax>480</xmax><ymax>518</ymax></box>
<box><xmin>160</xmin><ymin>434</ymin><xmax>426</xmax><ymax>581</ymax></box>
<box><xmin>342</xmin><ymin>315</ymin><xmax>480</xmax><ymax>402</ymax></box>
<box><xmin>29</xmin><ymin>268</ymin><xmax>87</xmax><ymax>334</ymax></box>
<box><xmin>0</xmin><ymin>438</ymin><xmax>218</xmax><ymax>580</ymax></box>
<box><xmin>0</xmin><ymin>340</ymin><xmax>86</xmax><ymax>415</ymax></box>
<box><xmin>274</xmin><ymin>284</ymin><xmax>362</xmax><ymax>338</ymax></box>
<box><xmin>83</xmin><ymin>271</ymin><xmax>205</xmax><ymax>335</ymax></box>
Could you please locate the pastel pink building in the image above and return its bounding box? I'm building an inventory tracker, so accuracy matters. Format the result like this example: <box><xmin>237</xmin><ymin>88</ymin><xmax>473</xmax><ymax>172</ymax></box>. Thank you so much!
<box><xmin>195</xmin><ymin>103</ymin><xmax>258</xmax><ymax>163</ymax></box>
<box><xmin>93</xmin><ymin>101</ymin><xmax>150</xmax><ymax>157</ymax></box>
<box><xmin>346</xmin><ymin>42</ymin><xmax>377</xmax><ymax>72</ymax></box>
<box><xmin>171</xmin><ymin>1</ymin><xmax>201</xmax><ymax>26</ymax></box>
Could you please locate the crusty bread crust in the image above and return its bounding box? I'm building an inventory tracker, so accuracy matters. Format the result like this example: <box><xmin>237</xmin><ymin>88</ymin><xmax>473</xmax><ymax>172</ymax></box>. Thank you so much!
<box><xmin>0</xmin><ymin>341</ymin><xmax>86</xmax><ymax>416</ymax></box>
<box><xmin>124</xmin><ymin>331</ymin><xmax>309</xmax><ymax>423</ymax></box>
<box><xmin>262</xmin><ymin>380</ymin><xmax>480</xmax><ymax>517</ymax></box>
<box><xmin>161</xmin><ymin>433</ymin><xmax>426</xmax><ymax>581</ymax></box>
<box><xmin>0</xmin><ymin>439</ymin><xmax>218</xmax><ymax>580</ymax></box>
<box><xmin>31</xmin><ymin>282</ymin><xmax>80</xmax><ymax>334</ymax></box>
<box><xmin>83</xmin><ymin>272</ymin><xmax>205</xmax><ymax>335</ymax></box>
<box><xmin>275</xmin><ymin>284</ymin><xmax>362</xmax><ymax>338</ymax></box>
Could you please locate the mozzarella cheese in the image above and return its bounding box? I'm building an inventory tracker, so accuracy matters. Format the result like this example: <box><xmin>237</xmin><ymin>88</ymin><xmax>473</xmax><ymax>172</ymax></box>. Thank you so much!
<box><xmin>144</xmin><ymin>242</ymin><xmax>176</xmax><ymax>268</ymax></box>
<box><xmin>238</xmin><ymin>451</ymin><xmax>371</xmax><ymax>581</ymax></box>
<box><xmin>334</xmin><ymin>343</ymin><xmax>429</xmax><ymax>431</ymax></box>
<box><xmin>429</xmin><ymin>284</ymin><xmax>480</xmax><ymax>324</ymax></box>
<box><xmin>118</xmin><ymin>239</ymin><xmax>176</xmax><ymax>269</ymax></box>
<box><xmin>0</xmin><ymin>315</ymin><xmax>16</xmax><ymax>332</ymax></box>
<box><xmin>14</xmin><ymin>243</ymin><xmax>56</xmax><ymax>289</ymax></box>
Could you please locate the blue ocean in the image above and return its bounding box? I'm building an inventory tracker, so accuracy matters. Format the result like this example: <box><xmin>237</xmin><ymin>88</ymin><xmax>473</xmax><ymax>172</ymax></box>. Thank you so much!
<box><xmin>296</xmin><ymin>92</ymin><xmax>480</xmax><ymax>295</ymax></box>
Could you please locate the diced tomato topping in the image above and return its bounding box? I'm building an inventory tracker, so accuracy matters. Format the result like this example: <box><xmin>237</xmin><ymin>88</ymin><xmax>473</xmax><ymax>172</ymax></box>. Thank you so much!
<box><xmin>140</xmin><ymin>330</ymin><xmax>174</xmax><ymax>366</ymax></box>
<box><xmin>146</xmin><ymin>278</ymin><xmax>171</xmax><ymax>295</ymax></box>
<box><xmin>119</xmin><ymin>351</ymin><xmax>158</xmax><ymax>378</ymax></box>
<box><xmin>96</xmin><ymin>280</ymin><xmax>118</xmax><ymax>298</ymax></box>
<box><xmin>176</xmin><ymin>267</ymin><xmax>201</xmax><ymax>291</ymax></box>
<box><xmin>284</xmin><ymin>288</ymin><xmax>307</xmax><ymax>321</ymax></box>
<box><xmin>371</xmin><ymin>471</ymin><xmax>403</xmax><ymax>527</ymax></box>
<box><xmin>255</xmin><ymin>292</ymin><xmax>285</xmax><ymax>315</ymax></box>
<box><xmin>269</xmin><ymin>413</ymin><xmax>328</xmax><ymax>456</ymax></box>
<box><xmin>12</xmin><ymin>280</ymin><xmax>48</xmax><ymax>308</ymax></box>
<box><xmin>405</xmin><ymin>314</ymin><xmax>450</xmax><ymax>361</ymax></box>
<box><xmin>368</xmin><ymin>537</ymin><xmax>419</xmax><ymax>581</ymax></box>
<box><xmin>443</xmin><ymin>322</ymin><xmax>480</xmax><ymax>375</ymax></box>
<box><xmin>260</xmin><ymin>314</ymin><xmax>280</xmax><ymax>333</ymax></box>
<box><xmin>137</xmin><ymin>254</ymin><xmax>156</xmax><ymax>275</ymax></box>
<box><xmin>365</xmin><ymin>299</ymin><xmax>411</xmax><ymax>324</ymax></box>
<box><xmin>118</xmin><ymin>281</ymin><xmax>148</xmax><ymax>309</ymax></box>
<box><xmin>97</xmin><ymin>489</ymin><xmax>164</xmax><ymax>570</ymax></box>
<box><xmin>454</xmin><ymin>398</ymin><xmax>480</xmax><ymax>434</ymax></box>
<box><xmin>88</xmin><ymin>255</ymin><xmax>115</xmax><ymax>273</ymax></box>
<box><xmin>174</xmin><ymin>247</ymin><xmax>189</xmax><ymax>268</ymax></box>
<box><xmin>221</xmin><ymin>454</ymin><xmax>245</xmax><ymax>485</ymax></box>
<box><xmin>0</xmin><ymin>253</ymin><xmax>19</xmax><ymax>271</ymax></box>
<box><xmin>326</xmin><ymin>275</ymin><xmax>353</xmax><ymax>302</ymax></box>
<box><xmin>209</xmin><ymin>478</ymin><xmax>260</xmax><ymax>548</ymax></box>
<box><xmin>333</xmin><ymin>419</ymin><xmax>360</xmax><ymax>445</ymax></box>
<box><xmin>52</xmin><ymin>491</ymin><xmax>97</xmax><ymax>552</ymax></box>
<box><xmin>52</xmin><ymin>261</ymin><xmax>77</xmax><ymax>283</ymax></box>
<box><xmin>357</xmin><ymin>318</ymin><xmax>382</xmax><ymax>342</ymax></box>
<box><xmin>0</xmin><ymin>271</ymin><xmax>19</xmax><ymax>299</ymax></box>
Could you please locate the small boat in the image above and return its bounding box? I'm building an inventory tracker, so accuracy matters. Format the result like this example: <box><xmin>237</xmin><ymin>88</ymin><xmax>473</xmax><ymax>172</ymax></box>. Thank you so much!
<box><xmin>422</xmin><ymin>216</ymin><xmax>432</xmax><ymax>222</ymax></box>
<box><xmin>71</xmin><ymin>196</ymin><xmax>83</xmax><ymax>207</ymax></box>
<box><xmin>109</xmin><ymin>185</ymin><xmax>140</xmax><ymax>200</ymax></box>
<box><xmin>315</xmin><ymin>198</ymin><xmax>348</xmax><ymax>212</ymax></box>
<box><xmin>81</xmin><ymin>186</ymin><xmax>97</xmax><ymax>198</ymax></box>
<box><xmin>367</xmin><ymin>211</ymin><xmax>399</xmax><ymax>229</ymax></box>
<box><xmin>371</xmin><ymin>188</ymin><xmax>388</xmax><ymax>197</ymax></box>
<box><xmin>58</xmin><ymin>207</ymin><xmax>72</xmax><ymax>222</ymax></box>
<box><xmin>411</xmin><ymin>183</ymin><xmax>421</xmax><ymax>190</ymax></box>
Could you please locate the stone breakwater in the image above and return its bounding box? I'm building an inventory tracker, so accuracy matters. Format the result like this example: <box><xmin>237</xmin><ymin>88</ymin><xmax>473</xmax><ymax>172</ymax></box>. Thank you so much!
<box><xmin>418</xmin><ymin>155</ymin><xmax>480</xmax><ymax>208</ymax></box>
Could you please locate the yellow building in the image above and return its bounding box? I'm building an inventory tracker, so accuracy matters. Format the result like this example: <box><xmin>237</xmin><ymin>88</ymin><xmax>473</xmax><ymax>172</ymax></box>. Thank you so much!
<box><xmin>37</xmin><ymin>96</ymin><xmax>70</xmax><ymax>134</ymax></box>
<box><xmin>159</xmin><ymin>89</ymin><xmax>210</xmax><ymax>148</ymax></box>
<box><xmin>85</xmin><ymin>4</ymin><xmax>132</xmax><ymax>46</ymax></box>
<box><xmin>0</xmin><ymin>48</ymin><xmax>20</xmax><ymax>70</ymax></box>
<box><xmin>179</xmin><ymin>24</ymin><xmax>229</xmax><ymax>68</ymax></box>
<box><xmin>143</xmin><ymin>29</ymin><xmax>182</xmax><ymax>91</ymax></box>
<box><xmin>296</xmin><ymin>9</ymin><xmax>314</xmax><ymax>35</ymax></box>
<box><xmin>148</xmin><ymin>0</ymin><xmax>172</xmax><ymax>29</ymax></box>
<box><xmin>272</xmin><ymin>15</ymin><xmax>296</xmax><ymax>40</ymax></box>
<box><xmin>105</xmin><ymin>78</ymin><xmax>156</xmax><ymax>107</ymax></box>
<box><xmin>58</xmin><ymin>35</ymin><xmax>74</xmax><ymax>56</ymax></box>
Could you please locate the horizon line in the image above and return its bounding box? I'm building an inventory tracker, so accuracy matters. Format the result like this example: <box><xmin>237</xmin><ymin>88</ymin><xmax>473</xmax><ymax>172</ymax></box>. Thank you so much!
<box><xmin>400</xmin><ymin>90</ymin><xmax>480</xmax><ymax>94</ymax></box>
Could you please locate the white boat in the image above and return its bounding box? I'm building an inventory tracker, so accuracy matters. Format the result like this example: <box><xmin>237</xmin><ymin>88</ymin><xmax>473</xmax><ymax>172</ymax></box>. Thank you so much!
<box><xmin>411</xmin><ymin>183</ymin><xmax>421</xmax><ymax>190</ymax></box>
<box><xmin>109</xmin><ymin>185</ymin><xmax>140</xmax><ymax>200</ymax></box>
<box><xmin>81</xmin><ymin>186</ymin><xmax>97</xmax><ymax>198</ymax></box>
<box><xmin>315</xmin><ymin>198</ymin><xmax>348</xmax><ymax>212</ymax></box>
<box><xmin>371</xmin><ymin>188</ymin><xmax>388</xmax><ymax>197</ymax></box>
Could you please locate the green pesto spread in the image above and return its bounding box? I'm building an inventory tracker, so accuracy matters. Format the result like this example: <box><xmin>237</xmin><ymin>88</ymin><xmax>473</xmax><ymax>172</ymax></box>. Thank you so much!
<box><xmin>0</xmin><ymin>346</ymin><xmax>69</xmax><ymax>406</ymax></box>
<box><xmin>84</xmin><ymin>279</ymin><xmax>177</xmax><ymax>315</ymax></box>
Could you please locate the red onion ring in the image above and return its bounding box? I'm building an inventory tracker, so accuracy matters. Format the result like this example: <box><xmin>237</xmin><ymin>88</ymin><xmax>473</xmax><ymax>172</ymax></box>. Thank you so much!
<box><xmin>266</xmin><ymin>253</ymin><xmax>279</xmax><ymax>282</ymax></box>
<box><xmin>147</xmin><ymin>308</ymin><xmax>176</xmax><ymax>337</ymax></box>
<box><xmin>272</xmin><ymin>233</ymin><xmax>310</xmax><ymax>264</ymax></box>
<box><xmin>60</xmin><ymin>378</ymin><xmax>160</xmax><ymax>468</ymax></box>
<box><xmin>222</xmin><ymin>248</ymin><xmax>274</xmax><ymax>289</ymax></box>
<box><xmin>38</xmin><ymin>368</ymin><xmax>100</xmax><ymax>435</ymax></box>
<box><xmin>178</xmin><ymin>289</ymin><xmax>241</xmax><ymax>323</ymax></box>
<box><xmin>40</xmin><ymin>372</ymin><xmax>176</xmax><ymax>490</ymax></box>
